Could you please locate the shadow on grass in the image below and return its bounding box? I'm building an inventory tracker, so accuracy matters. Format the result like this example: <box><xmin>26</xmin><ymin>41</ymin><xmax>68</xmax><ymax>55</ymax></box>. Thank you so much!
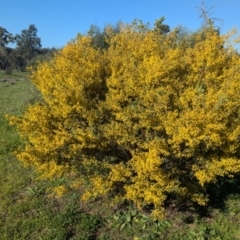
<box><xmin>160</xmin><ymin>175</ymin><xmax>240</xmax><ymax>222</ymax></box>
<box><xmin>206</xmin><ymin>175</ymin><xmax>240</xmax><ymax>210</ymax></box>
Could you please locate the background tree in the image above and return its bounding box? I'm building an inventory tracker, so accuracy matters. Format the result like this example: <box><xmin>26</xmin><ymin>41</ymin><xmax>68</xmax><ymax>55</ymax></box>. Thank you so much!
<box><xmin>153</xmin><ymin>17</ymin><xmax>170</xmax><ymax>34</ymax></box>
<box><xmin>15</xmin><ymin>24</ymin><xmax>41</xmax><ymax>70</ymax></box>
<box><xmin>87</xmin><ymin>18</ymin><xmax>170</xmax><ymax>50</ymax></box>
<box><xmin>27</xmin><ymin>47</ymin><xmax>58</xmax><ymax>70</ymax></box>
<box><xmin>0</xmin><ymin>27</ymin><xmax>14</xmax><ymax>70</ymax></box>
<box><xmin>87</xmin><ymin>22</ymin><xmax>121</xmax><ymax>49</ymax></box>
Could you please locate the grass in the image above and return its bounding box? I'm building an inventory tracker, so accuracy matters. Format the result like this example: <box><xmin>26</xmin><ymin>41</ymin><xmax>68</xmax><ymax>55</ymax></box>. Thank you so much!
<box><xmin>0</xmin><ymin>70</ymin><xmax>103</xmax><ymax>240</ymax></box>
<box><xmin>1</xmin><ymin>70</ymin><xmax>240</xmax><ymax>239</ymax></box>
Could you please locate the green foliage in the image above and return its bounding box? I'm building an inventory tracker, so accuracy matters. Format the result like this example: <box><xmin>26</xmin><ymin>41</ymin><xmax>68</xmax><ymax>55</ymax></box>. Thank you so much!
<box><xmin>0</xmin><ymin>27</ymin><xmax>14</xmax><ymax>48</ymax></box>
<box><xmin>15</xmin><ymin>24</ymin><xmax>41</xmax><ymax>61</ymax></box>
<box><xmin>153</xmin><ymin>17</ymin><xmax>170</xmax><ymax>34</ymax></box>
<box><xmin>13</xmin><ymin>24</ymin><xmax>41</xmax><ymax>71</ymax></box>
<box><xmin>0</xmin><ymin>27</ymin><xmax>14</xmax><ymax>70</ymax></box>
<box><xmin>87</xmin><ymin>22</ymin><xmax>121</xmax><ymax>49</ymax></box>
<box><xmin>0</xmin><ymin>27</ymin><xmax>14</xmax><ymax>69</ymax></box>
<box><xmin>0</xmin><ymin>25</ymin><xmax>47</xmax><ymax>71</ymax></box>
<box><xmin>109</xmin><ymin>208</ymin><xmax>171</xmax><ymax>238</ymax></box>
<box><xmin>26</xmin><ymin>47</ymin><xmax>58</xmax><ymax>70</ymax></box>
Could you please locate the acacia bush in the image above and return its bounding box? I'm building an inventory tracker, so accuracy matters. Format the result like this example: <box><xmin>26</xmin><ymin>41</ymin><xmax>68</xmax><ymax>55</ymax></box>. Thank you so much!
<box><xmin>8</xmin><ymin>22</ymin><xmax>240</xmax><ymax>219</ymax></box>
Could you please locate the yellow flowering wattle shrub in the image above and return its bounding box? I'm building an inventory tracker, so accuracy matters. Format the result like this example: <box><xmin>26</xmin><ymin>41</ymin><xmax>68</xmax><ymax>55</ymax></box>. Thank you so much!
<box><xmin>8</xmin><ymin>22</ymin><xmax>240</xmax><ymax>219</ymax></box>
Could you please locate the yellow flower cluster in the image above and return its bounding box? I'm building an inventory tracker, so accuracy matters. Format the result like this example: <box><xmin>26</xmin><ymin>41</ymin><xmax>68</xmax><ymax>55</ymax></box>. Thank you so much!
<box><xmin>52</xmin><ymin>185</ymin><xmax>67</xmax><ymax>198</ymax></box>
<box><xmin>7</xmin><ymin>22</ymin><xmax>240</xmax><ymax>219</ymax></box>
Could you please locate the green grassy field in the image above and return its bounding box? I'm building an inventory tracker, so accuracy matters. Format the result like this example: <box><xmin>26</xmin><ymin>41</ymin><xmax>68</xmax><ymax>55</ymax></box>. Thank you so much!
<box><xmin>1</xmin><ymin>70</ymin><xmax>240</xmax><ymax>239</ymax></box>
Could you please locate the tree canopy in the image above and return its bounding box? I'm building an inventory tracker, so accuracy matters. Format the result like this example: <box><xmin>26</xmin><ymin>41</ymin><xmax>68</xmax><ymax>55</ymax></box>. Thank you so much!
<box><xmin>0</xmin><ymin>24</ymin><xmax>55</xmax><ymax>71</ymax></box>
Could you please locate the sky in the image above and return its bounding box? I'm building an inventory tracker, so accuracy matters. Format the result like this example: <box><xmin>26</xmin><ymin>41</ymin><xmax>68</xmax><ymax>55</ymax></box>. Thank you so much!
<box><xmin>1</xmin><ymin>0</ymin><xmax>240</xmax><ymax>48</ymax></box>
